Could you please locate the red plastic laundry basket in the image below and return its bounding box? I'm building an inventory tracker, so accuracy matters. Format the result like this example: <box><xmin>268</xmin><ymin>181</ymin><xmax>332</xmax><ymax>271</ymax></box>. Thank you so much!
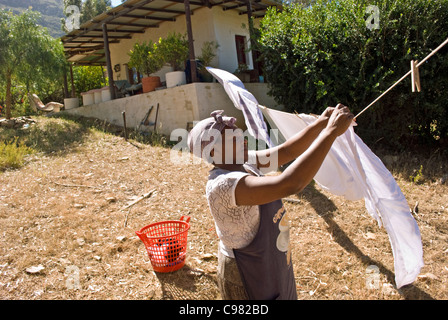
<box><xmin>136</xmin><ymin>216</ymin><xmax>191</xmax><ymax>273</ymax></box>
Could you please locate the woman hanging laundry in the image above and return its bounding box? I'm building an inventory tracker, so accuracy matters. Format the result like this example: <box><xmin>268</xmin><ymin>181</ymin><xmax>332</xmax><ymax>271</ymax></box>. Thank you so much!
<box><xmin>188</xmin><ymin>104</ymin><xmax>354</xmax><ymax>300</ymax></box>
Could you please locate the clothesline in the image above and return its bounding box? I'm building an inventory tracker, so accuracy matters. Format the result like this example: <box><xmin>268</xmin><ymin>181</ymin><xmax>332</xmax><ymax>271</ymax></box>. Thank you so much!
<box><xmin>355</xmin><ymin>36</ymin><xmax>448</xmax><ymax>119</ymax></box>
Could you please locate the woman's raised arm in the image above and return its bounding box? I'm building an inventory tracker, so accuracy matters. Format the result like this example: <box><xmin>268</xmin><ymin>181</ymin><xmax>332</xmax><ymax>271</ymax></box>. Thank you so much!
<box><xmin>235</xmin><ymin>104</ymin><xmax>354</xmax><ymax>206</ymax></box>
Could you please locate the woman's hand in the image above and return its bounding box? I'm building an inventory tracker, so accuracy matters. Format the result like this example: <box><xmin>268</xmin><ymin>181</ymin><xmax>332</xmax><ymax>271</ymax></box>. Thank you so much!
<box><xmin>315</xmin><ymin>106</ymin><xmax>335</xmax><ymax>129</ymax></box>
<box><xmin>235</xmin><ymin>103</ymin><xmax>355</xmax><ymax>206</ymax></box>
<box><xmin>324</xmin><ymin>103</ymin><xmax>354</xmax><ymax>137</ymax></box>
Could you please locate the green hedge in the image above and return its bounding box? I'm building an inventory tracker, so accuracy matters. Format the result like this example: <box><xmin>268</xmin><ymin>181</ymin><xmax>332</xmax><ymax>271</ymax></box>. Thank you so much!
<box><xmin>257</xmin><ymin>0</ymin><xmax>448</xmax><ymax>152</ymax></box>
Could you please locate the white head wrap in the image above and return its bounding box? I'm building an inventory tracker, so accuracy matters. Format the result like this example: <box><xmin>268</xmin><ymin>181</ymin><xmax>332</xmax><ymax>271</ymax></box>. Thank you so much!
<box><xmin>188</xmin><ymin>110</ymin><xmax>239</xmax><ymax>163</ymax></box>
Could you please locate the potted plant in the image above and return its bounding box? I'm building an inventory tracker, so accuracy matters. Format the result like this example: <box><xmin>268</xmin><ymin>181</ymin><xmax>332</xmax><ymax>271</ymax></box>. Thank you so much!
<box><xmin>198</xmin><ymin>41</ymin><xmax>219</xmax><ymax>82</ymax></box>
<box><xmin>158</xmin><ymin>32</ymin><xmax>189</xmax><ymax>88</ymax></box>
<box><xmin>128</xmin><ymin>41</ymin><xmax>164</xmax><ymax>92</ymax></box>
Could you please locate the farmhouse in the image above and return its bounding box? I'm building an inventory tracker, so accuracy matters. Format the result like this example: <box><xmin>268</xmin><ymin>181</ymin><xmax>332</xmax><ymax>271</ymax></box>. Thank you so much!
<box><xmin>61</xmin><ymin>0</ymin><xmax>283</xmax><ymax>135</ymax></box>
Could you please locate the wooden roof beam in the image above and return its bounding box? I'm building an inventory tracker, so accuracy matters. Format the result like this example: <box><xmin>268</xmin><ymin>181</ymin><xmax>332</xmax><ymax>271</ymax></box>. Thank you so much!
<box><xmin>101</xmin><ymin>21</ymin><xmax>159</xmax><ymax>28</ymax></box>
<box><xmin>222</xmin><ymin>0</ymin><xmax>262</xmax><ymax>12</ymax></box>
<box><xmin>164</xmin><ymin>0</ymin><xmax>204</xmax><ymax>6</ymax></box>
<box><xmin>212</xmin><ymin>0</ymin><xmax>259</xmax><ymax>6</ymax></box>
<box><xmin>72</xmin><ymin>34</ymin><xmax>133</xmax><ymax>39</ymax></box>
<box><xmin>62</xmin><ymin>28</ymin><xmax>136</xmax><ymax>40</ymax></box>
<box><xmin>65</xmin><ymin>48</ymin><xmax>104</xmax><ymax>55</ymax></box>
<box><xmin>90</xmin><ymin>28</ymin><xmax>146</xmax><ymax>34</ymax></box>
<box><xmin>123</xmin><ymin>5</ymin><xmax>185</xmax><ymax>15</ymax></box>
<box><xmin>67</xmin><ymin>39</ymin><xmax>120</xmax><ymax>44</ymax></box>
<box><xmin>107</xmin><ymin>12</ymin><xmax>176</xmax><ymax>21</ymax></box>
<box><xmin>239</xmin><ymin>8</ymin><xmax>267</xmax><ymax>15</ymax></box>
<box><xmin>222</xmin><ymin>3</ymin><xmax>246</xmax><ymax>10</ymax></box>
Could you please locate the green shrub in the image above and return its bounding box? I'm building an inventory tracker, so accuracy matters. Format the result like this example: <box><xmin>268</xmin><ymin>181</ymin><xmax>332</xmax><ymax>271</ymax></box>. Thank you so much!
<box><xmin>0</xmin><ymin>137</ymin><xmax>34</xmax><ymax>171</ymax></box>
<box><xmin>72</xmin><ymin>65</ymin><xmax>107</xmax><ymax>96</ymax></box>
<box><xmin>257</xmin><ymin>0</ymin><xmax>448</xmax><ymax>152</ymax></box>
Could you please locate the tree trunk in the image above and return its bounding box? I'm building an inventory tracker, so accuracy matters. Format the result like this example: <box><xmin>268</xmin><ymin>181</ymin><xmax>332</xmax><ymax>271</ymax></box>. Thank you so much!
<box><xmin>5</xmin><ymin>69</ymin><xmax>12</xmax><ymax>119</ymax></box>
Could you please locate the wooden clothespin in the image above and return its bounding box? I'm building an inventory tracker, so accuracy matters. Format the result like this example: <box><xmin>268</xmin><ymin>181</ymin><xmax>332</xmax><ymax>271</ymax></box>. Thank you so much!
<box><xmin>411</xmin><ymin>60</ymin><xmax>421</xmax><ymax>92</ymax></box>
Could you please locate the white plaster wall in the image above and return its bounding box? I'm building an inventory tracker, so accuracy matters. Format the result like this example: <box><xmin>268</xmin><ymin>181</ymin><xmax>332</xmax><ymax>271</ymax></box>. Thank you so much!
<box><xmin>109</xmin><ymin>7</ymin><xmax>217</xmax><ymax>82</ymax></box>
<box><xmin>212</xmin><ymin>7</ymin><xmax>254</xmax><ymax>73</ymax></box>
<box><xmin>193</xmin><ymin>83</ymin><xmax>245</xmax><ymax>128</ymax></box>
<box><xmin>66</xmin><ymin>84</ymin><xmax>199</xmax><ymax>136</ymax></box>
<box><xmin>245</xmin><ymin>83</ymin><xmax>283</xmax><ymax>110</ymax></box>
<box><xmin>108</xmin><ymin>6</ymin><xmax>259</xmax><ymax>82</ymax></box>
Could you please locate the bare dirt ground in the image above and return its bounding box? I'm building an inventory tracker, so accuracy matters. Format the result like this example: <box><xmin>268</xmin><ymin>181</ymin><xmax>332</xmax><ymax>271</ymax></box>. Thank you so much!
<box><xmin>0</xmin><ymin>116</ymin><xmax>447</xmax><ymax>300</ymax></box>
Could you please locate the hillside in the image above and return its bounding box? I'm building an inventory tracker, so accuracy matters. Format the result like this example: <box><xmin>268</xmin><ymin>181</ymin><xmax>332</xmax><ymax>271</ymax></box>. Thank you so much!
<box><xmin>0</xmin><ymin>0</ymin><xmax>65</xmax><ymax>38</ymax></box>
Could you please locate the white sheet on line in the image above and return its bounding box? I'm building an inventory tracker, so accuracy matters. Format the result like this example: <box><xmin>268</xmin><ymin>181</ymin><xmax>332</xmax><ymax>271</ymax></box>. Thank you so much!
<box><xmin>262</xmin><ymin>107</ymin><xmax>424</xmax><ymax>288</ymax></box>
<box><xmin>206</xmin><ymin>67</ymin><xmax>274</xmax><ymax>147</ymax></box>
<box><xmin>207</xmin><ymin>67</ymin><xmax>423</xmax><ymax>288</ymax></box>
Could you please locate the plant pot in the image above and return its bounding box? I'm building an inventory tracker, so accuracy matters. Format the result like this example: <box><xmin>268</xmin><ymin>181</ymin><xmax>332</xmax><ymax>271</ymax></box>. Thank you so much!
<box><xmin>142</xmin><ymin>76</ymin><xmax>161</xmax><ymax>93</ymax></box>
<box><xmin>199</xmin><ymin>69</ymin><xmax>214</xmax><ymax>83</ymax></box>
<box><xmin>101</xmin><ymin>87</ymin><xmax>111</xmax><ymax>102</ymax></box>
<box><xmin>235</xmin><ymin>72</ymin><xmax>250</xmax><ymax>83</ymax></box>
<box><xmin>64</xmin><ymin>97</ymin><xmax>79</xmax><ymax>110</ymax></box>
<box><xmin>166</xmin><ymin>71</ymin><xmax>186</xmax><ymax>88</ymax></box>
<box><xmin>81</xmin><ymin>91</ymin><xmax>94</xmax><ymax>106</ymax></box>
<box><xmin>92</xmin><ymin>89</ymin><xmax>102</xmax><ymax>104</ymax></box>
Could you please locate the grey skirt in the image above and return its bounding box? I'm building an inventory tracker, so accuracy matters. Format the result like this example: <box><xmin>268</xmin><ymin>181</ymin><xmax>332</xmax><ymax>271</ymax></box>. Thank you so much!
<box><xmin>217</xmin><ymin>250</ymin><xmax>249</xmax><ymax>300</ymax></box>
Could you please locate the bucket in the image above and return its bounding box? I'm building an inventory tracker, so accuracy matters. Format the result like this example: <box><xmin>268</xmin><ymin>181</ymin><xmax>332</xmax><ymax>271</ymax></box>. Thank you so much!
<box><xmin>136</xmin><ymin>216</ymin><xmax>191</xmax><ymax>273</ymax></box>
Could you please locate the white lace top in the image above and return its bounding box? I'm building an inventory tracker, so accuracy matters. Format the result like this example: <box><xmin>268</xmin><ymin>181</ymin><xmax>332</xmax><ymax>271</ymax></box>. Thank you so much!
<box><xmin>206</xmin><ymin>157</ymin><xmax>263</xmax><ymax>258</ymax></box>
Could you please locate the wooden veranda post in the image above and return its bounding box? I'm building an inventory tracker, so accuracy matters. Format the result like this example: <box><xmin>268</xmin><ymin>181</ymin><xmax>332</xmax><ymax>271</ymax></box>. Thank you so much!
<box><xmin>184</xmin><ymin>0</ymin><xmax>198</xmax><ymax>83</ymax></box>
<box><xmin>246</xmin><ymin>0</ymin><xmax>258</xmax><ymax>75</ymax></box>
<box><xmin>102</xmin><ymin>23</ymin><xmax>116</xmax><ymax>100</ymax></box>
<box><xmin>63</xmin><ymin>70</ymin><xmax>69</xmax><ymax>99</ymax></box>
<box><xmin>69</xmin><ymin>63</ymin><xmax>76</xmax><ymax>98</ymax></box>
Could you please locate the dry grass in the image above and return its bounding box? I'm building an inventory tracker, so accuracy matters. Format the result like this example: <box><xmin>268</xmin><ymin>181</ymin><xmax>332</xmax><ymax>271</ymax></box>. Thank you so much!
<box><xmin>0</xmin><ymin>116</ymin><xmax>447</xmax><ymax>300</ymax></box>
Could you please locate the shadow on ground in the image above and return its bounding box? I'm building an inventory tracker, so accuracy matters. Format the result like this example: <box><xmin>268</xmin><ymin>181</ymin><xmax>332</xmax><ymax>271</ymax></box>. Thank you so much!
<box><xmin>299</xmin><ymin>183</ymin><xmax>434</xmax><ymax>300</ymax></box>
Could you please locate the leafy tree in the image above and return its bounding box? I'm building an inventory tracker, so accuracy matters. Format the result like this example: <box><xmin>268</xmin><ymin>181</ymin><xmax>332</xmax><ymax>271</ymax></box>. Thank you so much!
<box><xmin>0</xmin><ymin>9</ymin><xmax>67</xmax><ymax>119</ymax></box>
<box><xmin>128</xmin><ymin>41</ymin><xmax>164</xmax><ymax>76</ymax></box>
<box><xmin>157</xmin><ymin>32</ymin><xmax>189</xmax><ymax>71</ymax></box>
